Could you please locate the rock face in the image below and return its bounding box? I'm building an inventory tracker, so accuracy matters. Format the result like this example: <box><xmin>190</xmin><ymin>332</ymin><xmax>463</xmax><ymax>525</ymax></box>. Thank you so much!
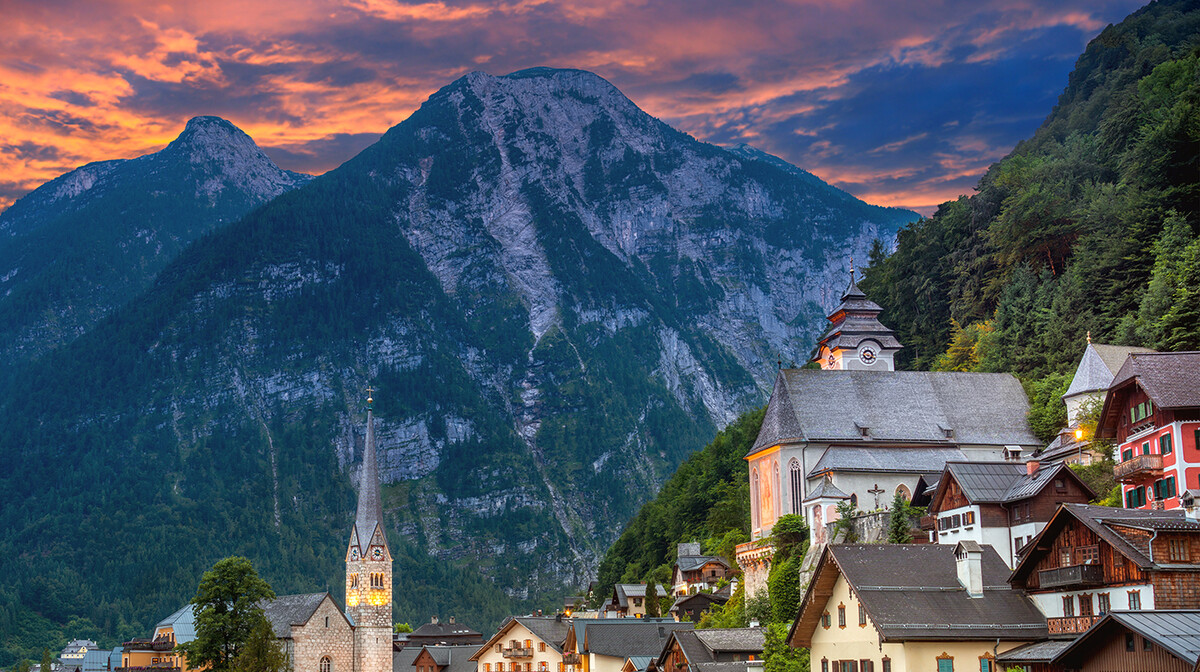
<box><xmin>0</xmin><ymin>116</ymin><xmax>311</xmax><ymax>366</ymax></box>
<box><xmin>0</xmin><ymin>68</ymin><xmax>915</xmax><ymax>631</ymax></box>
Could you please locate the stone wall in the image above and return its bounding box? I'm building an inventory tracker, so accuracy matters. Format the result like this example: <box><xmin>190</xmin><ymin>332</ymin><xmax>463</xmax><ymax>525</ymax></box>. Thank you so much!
<box><xmin>291</xmin><ymin>597</ymin><xmax>355</xmax><ymax>672</ymax></box>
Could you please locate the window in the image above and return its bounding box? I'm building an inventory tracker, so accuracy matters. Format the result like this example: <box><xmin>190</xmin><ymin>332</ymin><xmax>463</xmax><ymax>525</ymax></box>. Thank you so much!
<box><xmin>540</xmin><ymin>663</ymin><xmax>548</xmax><ymax>671</ymax></box>
<box><xmin>1059</xmin><ymin>549</ymin><xmax>1071</xmax><ymax>567</ymax></box>
<box><xmin>1123</xmin><ymin>447</ymin><xmax>1134</xmax><ymax>461</ymax></box>
<box><xmin>790</xmin><ymin>459</ymin><xmax>803</xmax><ymax>514</ymax></box>
<box><xmin>525</xmin><ymin>640</ymin><xmax>532</xmax><ymax>649</ymax></box>
<box><xmin>539</xmin><ymin>643</ymin><xmax>546</xmax><ymax>652</ymax></box>
<box><xmin>320</xmin><ymin>657</ymin><xmax>332</xmax><ymax>672</ymax></box>
<box><xmin>485</xmin><ymin>664</ymin><xmax>491</xmax><ymax>671</ymax></box>
<box><xmin>498</xmin><ymin>663</ymin><xmax>505</xmax><ymax>671</ymax></box>
<box><xmin>1125</xmin><ymin>633</ymin><xmax>1135</xmax><ymax>652</ymax></box>
<box><xmin>325</xmin><ymin>616</ymin><xmax>329</xmax><ymax>627</ymax></box>
<box><xmin>1144</xmin><ymin>637</ymin><xmax>1154</xmax><ymax>652</ymax></box>
<box><xmin>1127</xmin><ymin>486</ymin><xmax>1147</xmax><ymax>509</ymax></box>
<box><xmin>838</xmin><ymin>603</ymin><xmax>846</xmax><ymax>628</ymax></box>
<box><xmin>936</xmin><ymin>653</ymin><xmax>954</xmax><ymax>672</ymax></box>
<box><xmin>963</xmin><ymin>511</ymin><xmax>975</xmax><ymax>526</ymax></box>
<box><xmin>1062</xmin><ymin>595</ymin><xmax>1075</xmax><ymax>617</ymax></box>
<box><xmin>1128</xmin><ymin>590</ymin><xmax>1142</xmax><ymax>610</ymax></box>
<box><xmin>881</xmin><ymin>659</ymin><xmax>891</xmax><ymax>672</ymax></box>
<box><xmin>858</xmin><ymin>603</ymin><xmax>867</xmax><ymax>626</ymax></box>
<box><xmin>1098</xmin><ymin>593</ymin><xmax>1110</xmax><ymax>614</ymax></box>
<box><xmin>1155</xmin><ymin>476</ymin><xmax>1177</xmax><ymax>500</ymax></box>
<box><xmin>822</xmin><ymin>612</ymin><xmax>832</xmax><ymax>628</ymax></box>
<box><xmin>350</xmin><ymin>574</ymin><xmax>359</xmax><ymax>588</ymax></box>
<box><xmin>979</xmin><ymin>653</ymin><xmax>994</xmax><ymax>672</ymax></box>
<box><xmin>1142</xmin><ymin>442</ymin><xmax>1151</xmax><ymax>456</ymax></box>
<box><xmin>821</xmin><ymin>660</ymin><xmax>828</xmax><ymax>672</ymax></box>
<box><xmin>1078</xmin><ymin>594</ymin><xmax>1093</xmax><ymax>617</ymax></box>
<box><xmin>1054</xmin><ymin>478</ymin><xmax>1066</xmax><ymax>492</ymax></box>
<box><xmin>1075</xmin><ymin>545</ymin><xmax>1099</xmax><ymax>564</ymax></box>
<box><xmin>952</xmin><ymin>514</ymin><xmax>961</xmax><ymax>528</ymax></box>
<box><xmin>860</xmin><ymin>661</ymin><xmax>874</xmax><ymax>672</ymax></box>
<box><xmin>1160</xmin><ymin>433</ymin><xmax>1173</xmax><ymax>455</ymax></box>
<box><xmin>1170</xmin><ymin>538</ymin><xmax>1189</xmax><ymax>562</ymax></box>
<box><xmin>496</xmin><ymin>645</ymin><xmax>502</xmax><ymax>654</ymax></box>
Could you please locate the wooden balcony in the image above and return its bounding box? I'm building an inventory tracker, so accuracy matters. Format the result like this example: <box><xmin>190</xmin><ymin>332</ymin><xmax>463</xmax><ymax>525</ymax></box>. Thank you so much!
<box><xmin>1038</xmin><ymin>563</ymin><xmax>1104</xmax><ymax>589</ymax></box>
<box><xmin>1115</xmin><ymin>453</ymin><xmax>1163</xmax><ymax>482</ymax></box>
<box><xmin>1047</xmin><ymin>615</ymin><xmax>1101</xmax><ymax>635</ymax></box>
<box><xmin>563</xmin><ymin>653</ymin><xmax>582</xmax><ymax>665</ymax></box>
<box><xmin>502</xmin><ymin>647</ymin><xmax>533</xmax><ymax>658</ymax></box>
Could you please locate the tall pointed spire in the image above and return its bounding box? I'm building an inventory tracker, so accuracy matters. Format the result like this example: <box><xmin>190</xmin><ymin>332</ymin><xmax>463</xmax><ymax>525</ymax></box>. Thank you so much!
<box><xmin>355</xmin><ymin>386</ymin><xmax>385</xmax><ymax>549</ymax></box>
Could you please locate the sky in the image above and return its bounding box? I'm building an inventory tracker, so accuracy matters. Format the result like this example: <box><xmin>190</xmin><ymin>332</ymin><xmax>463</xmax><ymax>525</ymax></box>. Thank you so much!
<box><xmin>0</xmin><ymin>0</ymin><xmax>1150</xmax><ymax>215</ymax></box>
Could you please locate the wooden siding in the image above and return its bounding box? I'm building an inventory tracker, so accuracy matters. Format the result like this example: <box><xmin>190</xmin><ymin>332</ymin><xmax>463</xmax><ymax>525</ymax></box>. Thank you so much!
<box><xmin>938</xmin><ymin>478</ymin><xmax>970</xmax><ymax>512</ymax></box>
<box><xmin>1080</xmin><ymin>625</ymin><xmax>1190</xmax><ymax>672</ymax></box>
<box><xmin>1018</xmin><ymin>517</ymin><xmax>1147</xmax><ymax>591</ymax></box>
<box><xmin>1151</xmin><ymin>572</ymin><xmax>1200</xmax><ymax>610</ymax></box>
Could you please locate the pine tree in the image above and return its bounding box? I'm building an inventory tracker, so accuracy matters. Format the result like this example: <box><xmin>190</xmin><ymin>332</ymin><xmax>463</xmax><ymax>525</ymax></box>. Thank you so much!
<box><xmin>887</xmin><ymin>491</ymin><xmax>914</xmax><ymax>544</ymax></box>
<box><xmin>644</xmin><ymin>583</ymin><xmax>661</xmax><ymax>618</ymax></box>
<box><xmin>40</xmin><ymin>648</ymin><xmax>52</xmax><ymax>672</ymax></box>
<box><xmin>234</xmin><ymin>617</ymin><xmax>288</xmax><ymax>672</ymax></box>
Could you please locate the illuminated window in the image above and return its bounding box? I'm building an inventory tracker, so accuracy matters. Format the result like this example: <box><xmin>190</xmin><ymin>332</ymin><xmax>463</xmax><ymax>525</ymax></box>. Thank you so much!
<box><xmin>539</xmin><ymin>643</ymin><xmax>546</xmax><ymax>652</ymax></box>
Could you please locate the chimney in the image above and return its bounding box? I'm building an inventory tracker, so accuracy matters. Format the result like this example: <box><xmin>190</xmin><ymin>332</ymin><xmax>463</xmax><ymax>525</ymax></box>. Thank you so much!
<box><xmin>449</xmin><ymin>616</ymin><xmax>456</xmax><ymax>625</ymax></box>
<box><xmin>1026</xmin><ymin>460</ymin><xmax>1039</xmax><ymax>476</ymax></box>
<box><xmin>432</xmin><ymin>615</ymin><xmax>439</xmax><ymax>625</ymax></box>
<box><xmin>658</xmin><ymin>626</ymin><xmax>665</xmax><ymax>638</ymax></box>
<box><xmin>955</xmin><ymin>541</ymin><xmax>983</xmax><ymax>598</ymax></box>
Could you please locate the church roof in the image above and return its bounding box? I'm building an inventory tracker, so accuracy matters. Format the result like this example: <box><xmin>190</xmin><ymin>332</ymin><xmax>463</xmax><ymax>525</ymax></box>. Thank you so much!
<box><xmin>1063</xmin><ymin>343</ymin><xmax>1156</xmax><ymax>399</ymax></box>
<box><xmin>353</xmin><ymin>405</ymin><xmax>387</xmax><ymax>551</ymax></box>
<box><xmin>808</xmin><ymin>446</ymin><xmax>965</xmax><ymax>478</ymax></box>
<box><xmin>262</xmin><ymin>592</ymin><xmax>333</xmax><ymax>638</ymax></box>
<box><xmin>748</xmin><ymin>370</ymin><xmax>1039</xmax><ymax>456</ymax></box>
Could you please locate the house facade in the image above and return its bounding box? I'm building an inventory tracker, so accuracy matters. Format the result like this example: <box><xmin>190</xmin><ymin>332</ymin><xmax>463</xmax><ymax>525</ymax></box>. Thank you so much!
<box><xmin>564</xmin><ymin>620</ymin><xmax>691</xmax><ymax>672</ymax></box>
<box><xmin>789</xmin><ymin>543</ymin><xmax>1045</xmax><ymax>672</ymax></box>
<box><xmin>607</xmin><ymin>585</ymin><xmax>669</xmax><ymax>618</ymax></box>
<box><xmin>671</xmin><ymin>543</ymin><xmax>732</xmax><ymax>596</ymax></box>
<box><xmin>471</xmin><ymin>617</ymin><xmax>571</xmax><ymax>672</ymax></box>
<box><xmin>654</xmin><ymin>628</ymin><xmax>764</xmax><ymax>672</ymax></box>
<box><xmin>927</xmin><ymin>461</ymin><xmax>1093</xmax><ymax>567</ymax></box>
<box><xmin>1002</xmin><ymin>610</ymin><xmax>1200</xmax><ymax>672</ymax></box>
<box><xmin>1009</xmin><ymin>503</ymin><xmax>1200</xmax><ymax>637</ymax></box>
<box><xmin>1096</xmin><ymin>352</ymin><xmax>1200</xmax><ymax>512</ymax></box>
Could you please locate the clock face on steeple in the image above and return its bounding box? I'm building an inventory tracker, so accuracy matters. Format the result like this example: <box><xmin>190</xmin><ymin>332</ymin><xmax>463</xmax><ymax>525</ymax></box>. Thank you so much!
<box><xmin>371</xmin><ymin>546</ymin><xmax>384</xmax><ymax>560</ymax></box>
<box><xmin>857</xmin><ymin>343</ymin><xmax>878</xmax><ymax>365</ymax></box>
<box><xmin>350</xmin><ymin>547</ymin><xmax>360</xmax><ymax>561</ymax></box>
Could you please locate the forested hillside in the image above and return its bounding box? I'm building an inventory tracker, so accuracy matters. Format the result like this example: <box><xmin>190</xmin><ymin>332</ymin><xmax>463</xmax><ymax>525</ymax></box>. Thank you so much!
<box><xmin>861</xmin><ymin>0</ymin><xmax>1199</xmax><ymax>380</ymax></box>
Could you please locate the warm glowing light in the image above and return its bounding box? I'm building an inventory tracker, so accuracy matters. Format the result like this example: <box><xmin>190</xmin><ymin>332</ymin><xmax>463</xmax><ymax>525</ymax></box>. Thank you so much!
<box><xmin>368</xmin><ymin>590</ymin><xmax>389</xmax><ymax>606</ymax></box>
<box><xmin>347</xmin><ymin>594</ymin><xmax>359</xmax><ymax>606</ymax></box>
<box><xmin>1075</xmin><ymin>428</ymin><xmax>1085</xmax><ymax>441</ymax></box>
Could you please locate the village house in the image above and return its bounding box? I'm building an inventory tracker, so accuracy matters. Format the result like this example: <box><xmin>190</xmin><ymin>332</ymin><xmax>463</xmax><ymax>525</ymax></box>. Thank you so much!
<box><xmin>789</xmin><ymin>542</ymin><xmax>1046</xmax><ymax>672</ymax></box>
<box><xmin>1095</xmin><ymin>351</ymin><xmax>1200</xmax><ymax>512</ymax></box>
<box><xmin>563</xmin><ymin>620</ymin><xmax>692</xmax><ymax>672</ymax></box>
<box><xmin>670</xmin><ymin>543</ymin><xmax>732</xmax><ymax>596</ymax></box>
<box><xmin>668</xmin><ymin>590</ymin><xmax>729</xmax><ymax>624</ymax></box>
<box><xmin>652</xmin><ymin>627</ymin><xmax>765</xmax><ymax>672</ymax></box>
<box><xmin>926</xmin><ymin>460</ymin><xmax>1093</xmax><ymax>567</ymax></box>
<box><xmin>738</xmin><ymin>276</ymin><xmax>1041</xmax><ymax>596</ymax></box>
<box><xmin>1038</xmin><ymin>342</ymin><xmax>1156</xmax><ymax>466</ymax></box>
<box><xmin>606</xmin><ymin>585</ymin><xmax>670</xmax><ymax>618</ymax></box>
<box><xmin>471</xmin><ymin>616</ymin><xmax>572</xmax><ymax>672</ymax></box>
<box><xmin>999</xmin><ymin>610</ymin><xmax>1200</xmax><ymax>672</ymax></box>
<box><xmin>1008</xmin><ymin>503</ymin><xmax>1200</xmax><ymax>639</ymax></box>
<box><xmin>408</xmin><ymin>645</ymin><xmax>479</xmax><ymax>672</ymax></box>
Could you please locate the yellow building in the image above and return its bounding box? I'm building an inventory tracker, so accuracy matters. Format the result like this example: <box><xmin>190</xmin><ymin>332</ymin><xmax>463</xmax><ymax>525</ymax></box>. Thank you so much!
<box><xmin>789</xmin><ymin>542</ymin><xmax>1046</xmax><ymax>672</ymax></box>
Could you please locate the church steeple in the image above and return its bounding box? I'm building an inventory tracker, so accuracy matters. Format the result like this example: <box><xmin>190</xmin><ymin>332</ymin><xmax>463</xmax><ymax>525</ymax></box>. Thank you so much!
<box><xmin>811</xmin><ymin>264</ymin><xmax>902</xmax><ymax>370</ymax></box>
<box><xmin>346</xmin><ymin>387</ymin><xmax>392</xmax><ymax>672</ymax></box>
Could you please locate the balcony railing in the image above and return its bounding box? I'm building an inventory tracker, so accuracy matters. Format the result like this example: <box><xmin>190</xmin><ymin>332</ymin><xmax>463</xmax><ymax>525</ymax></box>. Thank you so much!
<box><xmin>1047</xmin><ymin>615</ymin><xmax>1101</xmax><ymax>635</ymax></box>
<box><xmin>503</xmin><ymin>647</ymin><xmax>533</xmax><ymax>658</ymax></box>
<box><xmin>563</xmin><ymin>653</ymin><xmax>582</xmax><ymax>665</ymax></box>
<box><xmin>121</xmin><ymin>640</ymin><xmax>175</xmax><ymax>651</ymax></box>
<box><xmin>1038</xmin><ymin>563</ymin><xmax>1104</xmax><ymax>589</ymax></box>
<box><xmin>1115</xmin><ymin>454</ymin><xmax>1164</xmax><ymax>482</ymax></box>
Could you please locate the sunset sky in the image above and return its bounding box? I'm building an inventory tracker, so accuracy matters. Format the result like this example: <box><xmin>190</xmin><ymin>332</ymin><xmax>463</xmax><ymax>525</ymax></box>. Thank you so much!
<box><xmin>1</xmin><ymin>0</ymin><xmax>1149</xmax><ymax>215</ymax></box>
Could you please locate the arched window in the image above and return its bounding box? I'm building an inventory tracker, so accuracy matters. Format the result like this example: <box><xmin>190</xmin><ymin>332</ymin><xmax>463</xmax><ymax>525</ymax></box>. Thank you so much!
<box><xmin>750</xmin><ymin>468</ymin><xmax>761</xmax><ymax>532</ymax></box>
<box><xmin>320</xmin><ymin>656</ymin><xmax>332</xmax><ymax>672</ymax></box>
<box><xmin>789</xmin><ymin>459</ymin><xmax>802</xmax><ymax>514</ymax></box>
<box><xmin>772</xmin><ymin>461</ymin><xmax>781</xmax><ymax>521</ymax></box>
<box><xmin>895</xmin><ymin>484</ymin><xmax>911</xmax><ymax>502</ymax></box>
<box><xmin>849</xmin><ymin>493</ymin><xmax>858</xmax><ymax>508</ymax></box>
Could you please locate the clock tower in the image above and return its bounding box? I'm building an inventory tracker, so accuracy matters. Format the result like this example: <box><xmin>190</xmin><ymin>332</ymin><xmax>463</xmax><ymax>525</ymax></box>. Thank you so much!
<box><xmin>812</xmin><ymin>267</ymin><xmax>902</xmax><ymax>371</ymax></box>
<box><xmin>346</xmin><ymin>389</ymin><xmax>392</xmax><ymax>672</ymax></box>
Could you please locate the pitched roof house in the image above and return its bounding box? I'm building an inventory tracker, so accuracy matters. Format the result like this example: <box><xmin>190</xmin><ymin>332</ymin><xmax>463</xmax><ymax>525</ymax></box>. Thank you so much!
<box><xmin>789</xmin><ymin>543</ymin><xmax>1046</xmax><ymax>672</ymax></box>
<box><xmin>654</xmin><ymin>628</ymin><xmax>764</xmax><ymax>672</ymax></box>
<box><xmin>1095</xmin><ymin>351</ymin><xmax>1200</xmax><ymax>513</ymax></box>
<box><xmin>671</xmin><ymin>543</ymin><xmax>732</xmax><ymax>596</ymax></box>
<box><xmin>471</xmin><ymin>616</ymin><xmax>572</xmax><ymax>672</ymax></box>
<box><xmin>406</xmin><ymin>616</ymin><xmax>485</xmax><ymax>648</ymax></box>
<box><xmin>927</xmin><ymin>461</ymin><xmax>1093</xmax><ymax>567</ymax></box>
<box><xmin>1049</xmin><ymin>610</ymin><xmax>1200</xmax><ymax>671</ymax></box>
<box><xmin>608</xmin><ymin>585</ymin><xmax>670</xmax><ymax>618</ymax></box>
<box><xmin>411</xmin><ymin>645</ymin><xmax>480</xmax><ymax>672</ymax></box>
<box><xmin>564</xmin><ymin>620</ymin><xmax>692</xmax><ymax>672</ymax></box>
<box><xmin>1009</xmin><ymin>503</ymin><xmax>1200</xmax><ymax>637</ymax></box>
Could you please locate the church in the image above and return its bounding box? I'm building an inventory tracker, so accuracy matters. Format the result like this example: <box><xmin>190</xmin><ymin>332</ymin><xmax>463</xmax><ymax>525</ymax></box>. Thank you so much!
<box><xmin>736</xmin><ymin>273</ymin><xmax>1041</xmax><ymax>590</ymax></box>
<box><xmin>122</xmin><ymin>394</ymin><xmax>393</xmax><ymax>672</ymax></box>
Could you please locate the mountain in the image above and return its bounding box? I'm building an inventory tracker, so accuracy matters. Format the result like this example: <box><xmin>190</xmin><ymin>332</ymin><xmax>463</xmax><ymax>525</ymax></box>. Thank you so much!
<box><xmin>0</xmin><ymin>68</ymin><xmax>916</xmax><ymax>662</ymax></box>
<box><xmin>860</xmin><ymin>0</ymin><xmax>1200</xmax><ymax>376</ymax></box>
<box><xmin>0</xmin><ymin>116</ymin><xmax>312</xmax><ymax>367</ymax></box>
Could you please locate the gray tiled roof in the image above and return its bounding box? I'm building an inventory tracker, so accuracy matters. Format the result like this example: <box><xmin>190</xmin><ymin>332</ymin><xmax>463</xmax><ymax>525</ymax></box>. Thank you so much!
<box><xmin>410</xmin><ymin>621</ymin><xmax>483</xmax><ymax>639</ymax></box>
<box><xmin>580</xmin><ymin>621</ymin><xmax>692</xmax><ymax>657</ymax></box>
<box><xmin>422</xmin><ymin>645</ymin><xmax>480</xmax><ymax>672</ymax></box>
<box><xmin>670</xmin><ymin>592</ymin><xmax>729</xmax><ymax>613</ymax></box>
<box><xmin>625</xmin><ymin>656</ymin><xmax>655</xmax><ymax>672</ymax></box>
<box><xmin>1064</xmin><ymin>344</ymin><xmax>1155</xmax><ymax>398</ymax></box>
<box><xmin>995</xmin><ymin>639</ymin><xmax>1072</xmax><ymax>663</ymax></box>
<box><xmin>354</xmin><ymin>408</ymin><xmax>387</xmax><ymax>552</ymax></box>
<box><xmin>809</xmin><ymin>446</ymin><xmax>966</xmax><ymax>478</ymax></box>
<box><xmin>694</xmin><ymin>664</ymin><xmax>756</xmax><ymax>672</ymax></box>
<box><xmin>675</xmin><ymin>555</ymin><xmax>730</xmax><ymax>572</ymax></box>
<box><xmin>1055</xmin><ymin>611</ymin><xmax>1200</xmax><ymax>666</ymax></box>
<box><xmin>941</xmin><ymin>461</ymin><xmax>1091</xmax><ymax>505</ymax></box>
<box><xmin>665</xmin><ymin>630</ymin><xmax>712</xmax><ymax>667</ymax></box>
<box><xmin>828</xmin><ymin>544</ymin><xmax>1047</xmax><ymax>641</ymax></box>
<box><xmin>262</xmin><ymin>593</ymin><xmax>330</xmax><ymax>638</ymax></box>
<box><xmin>513</xmin><ymin>617</ymin><xmax>571</xmax><ymax>653</ymax></box>
<box><xmin>1110</xmin><ymin>352</ymin><xmax>1200</xmax><ymax>409</ymax></box>
<box><xmin>749</xmin><ymin>370</ymin><xmax>1039</xmax><ymax>455</ymax></box>
<box><xmin>613</xmin><ymin>584</ymin><xmax>669</xmax><ymax>607</ymax></box>
<box><xmin>802</xmin><ymin>477</ymin><xmax>850</xmax><ymax>502</ymax></box>
<box><xmin>395</xmin><ymin>647</ymin><xmax>422</xmax><ymax>671</ymax></box>
<box><xmin>692</xmin><ymin>628</ymin><xmax>764</xmax><ymax>653</ymax></box>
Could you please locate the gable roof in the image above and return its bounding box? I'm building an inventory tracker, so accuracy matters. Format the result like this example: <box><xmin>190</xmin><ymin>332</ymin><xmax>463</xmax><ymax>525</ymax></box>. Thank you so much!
<box><xmin>263</xmin><ymin>592</ymin><xmax>337</xmax><ymax>638</ymax></box>
<box><xmin>612</xmin><ymin>584</ymin><xmax>669</xmax><ymax>607</ymax></box>
<box><xmin>417</xmin><ymin>645</ymin><xmax>480</xmax><ymax>672</ymax></box>
<box><xmin>410</xmin><ymin>620</ymin><xmax>483</xmax><ymax>640</ymax></box>
<box><xmin>670</xmin><ymin>592</ymin><xmax>730</xmax><ymax>614</ymax></box>
<box><xmin>675</xmin><ymin>555</ymin><xmax>731</xmax><ymax>572</ymax></box>
<box><xmin>155</xmin><ymin>604</ymin><xmax>197</xmax><ymax>643</ymax></box>
<box><xmin>790</xmin><ymin>544</ymin><xmax>1046</xmax><ymax>647</ymax></box>
<box><xmin>1054</xmin><ymin>611</ymin><xmax>1200</xmax><ymax>667</ymax></box>
<box><xmin>809</xmin><ymin>446</ymin><xmax>966</xmax><ymax>478</ymax></box>
<box><xmin>748</xmin><ymin>370</ymin><xmax>1038</xmax><ymax>456</ymax></box>
<box><xmin>1064</xmin><ymin>343</ymin><xmax>1157</xmax><ymax>399</ymax></box>
<box><xmin>931</xmin><ymin>461</ymin><xmax>1094</xmax><ymax>511</ymax></box>
<box><xmin>1099</xmin><ymin>353</ymin><xmax>1200</xmax><ymax>437</ymax></box>
<box><xmin>692</xmin><ymin>628</ymin><xmax>764</xmax><ymax>653</ymax></box>
<box><xmin>472</xmin><ymin>616</ymin><xmax>571</xmax><ymax>660</ymax></box>
<box><xmin>1010</xmin><ymin>504</ymin><xmax>1200</xmax><ymax>582</ymax></box>
<box><xmin>578</xmin><ymin>621</ymin><xmax>693</xmax><ymax>657</ymax></box>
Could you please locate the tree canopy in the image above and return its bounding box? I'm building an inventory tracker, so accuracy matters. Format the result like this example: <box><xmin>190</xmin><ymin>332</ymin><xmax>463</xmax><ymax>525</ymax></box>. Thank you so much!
<box><xmin>177</xmin><ymin>556</ymin><xmax>276</xmax><ymax>672</ymax></box>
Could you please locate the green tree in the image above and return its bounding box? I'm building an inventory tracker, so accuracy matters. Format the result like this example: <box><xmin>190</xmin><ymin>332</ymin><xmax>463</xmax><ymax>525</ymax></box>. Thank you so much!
<box><xmin>1023</xmin><ymin>373</ymin><xmax>1072</xmax><ymax>443</ymax></box>
<box><xmin>16</xmin><ymin>660</ymin><xmax>30</xmax><ymax>672</ymax></box>
<box><xmin>768</xmin><ymin>556</ymin><xmax>802</xmax><ymax>625</ymax></box>
<box><xmin>832</xmin><ymin>500</ymin><xmax>858</xmax><ymax>543</ymax></box>
<box><xmin>770</xmin><ymin>515</ymin><xmax>809</xmax><ymax>563</ymax></box>
<box><xmin>763</xmin><ymin>622</ymin><xmax>809</xmax><ymax>672</ymax></box>
<box><xmin>393</xmin><ymin>623</ymin><xmax>413</xmax><ymax>633</ymax></box>
<box><xmin>644</xmin><ymin>583</ymin><xmax>661</xmax><ymax>618</ymax></box>
<box><xmin>233</xmin><ymin>617</ymin><xmax>288</xmax><ymax>672</ymax></box>
<box><xmin>177</xmin><ymin>556</ymin><xmax>276</xmax><ymax>672</ymax></box>
<box><xmin>886</xmin><ymin>491</ymin><xmax>914</xmax><ymax>544</ymax></box>
<box><xmin>39</xmin><ymin>649</ymin><xmax>51</xmax><ymax>672</ymax></box>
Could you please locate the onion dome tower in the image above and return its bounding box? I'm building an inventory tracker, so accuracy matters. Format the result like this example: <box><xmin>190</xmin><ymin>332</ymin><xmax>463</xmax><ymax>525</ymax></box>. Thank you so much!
<box><xmin>812</xmin><ymin>265</ymin><xmax>902</xmax><ymax>370</ymax></box>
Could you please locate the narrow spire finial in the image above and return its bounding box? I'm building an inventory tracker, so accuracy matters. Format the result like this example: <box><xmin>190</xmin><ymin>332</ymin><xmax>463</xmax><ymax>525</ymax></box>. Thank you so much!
<box><xmin>1086</xmin><ymin>331</ymin><xmax>1091</xmax><ymax>344</ymax></box>
<box><xmin>366</xmin><ymin>384</ymin><xmax>375</xmax><ymax>409</ymax></box>
<box><xmin>849</xmin><ymin>255</ymin><xmax>855</xmax><ymax>281</ymax></box>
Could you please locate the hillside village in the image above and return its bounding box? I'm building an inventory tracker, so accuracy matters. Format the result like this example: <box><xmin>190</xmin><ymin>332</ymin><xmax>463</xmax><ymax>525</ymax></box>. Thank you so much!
<box><xmin>28</xmin><ymin>276</ymin><xmax>1200</xmax><ymax>672</ymax></box>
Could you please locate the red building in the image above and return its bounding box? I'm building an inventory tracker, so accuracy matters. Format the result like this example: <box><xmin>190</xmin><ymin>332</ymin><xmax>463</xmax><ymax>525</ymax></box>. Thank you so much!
<box><xmin>1096</xmin><ymin>352</ymin><xmax>1200</xmax><ymax>511</ymax></box>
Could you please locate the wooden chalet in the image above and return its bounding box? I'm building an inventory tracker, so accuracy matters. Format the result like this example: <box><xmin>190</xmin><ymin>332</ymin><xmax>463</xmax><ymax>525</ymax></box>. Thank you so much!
<box><xmin>411</xmin><ymin>646</ymin><xmax>480</xmax><ymax>672</ymax></box>
<box><xmin>1096</xmin><ymin>351</ymin><xmax>1200</xmax><ymax>512</ymax></box>
<box><xmin>654</xmin><ymin>628</ymin><xmax>764</xmax><ymax>672</ymax></box>
<box><xmin>1009</xmin><ymin>503</ymin><xmax>1200</xmax><ymax>638</ymax></box>
<box><xmin>999</xmin><ymin>610</ymin><xmax>1200</xmax><ymax>672</ymax></box>
<box><xmin>671</xmin><ymin>543</ymin><xmax>732</xmax><ymax>596</ymax></box>
<box><xmin>927</xmin><ymin>460</ymin><xmax>1093</xmax><ymax>567</ymax></box>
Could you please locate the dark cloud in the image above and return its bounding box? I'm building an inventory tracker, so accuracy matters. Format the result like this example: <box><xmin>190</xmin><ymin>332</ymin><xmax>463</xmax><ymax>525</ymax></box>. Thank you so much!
<box><xmin>117</xmin><ymin>73</ymin><xmax>304</xmax><ymax>126</ymax></box>
<box><xmin>301</xmin><ymin>61</ymin><xmax>379</xmax><ymax>87</ymax></box>
<box><xmin>1</xmin><ymin>142</ymin><xmax>64</xmax><ymax>162</ymax></box>
<box><xmin>18</xmin><ymin>108</ymin><xmax>108</xmax><ymax>133</ymax></box>
<box><xmin>261</xmin><ymin>132</ymin><xmax>382</xmax><ymax>174</ymax></box>
<box><xmin>48</xmin><ymin>90</ymin><xmax>96</xmax><ymax>107</ymax></box>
